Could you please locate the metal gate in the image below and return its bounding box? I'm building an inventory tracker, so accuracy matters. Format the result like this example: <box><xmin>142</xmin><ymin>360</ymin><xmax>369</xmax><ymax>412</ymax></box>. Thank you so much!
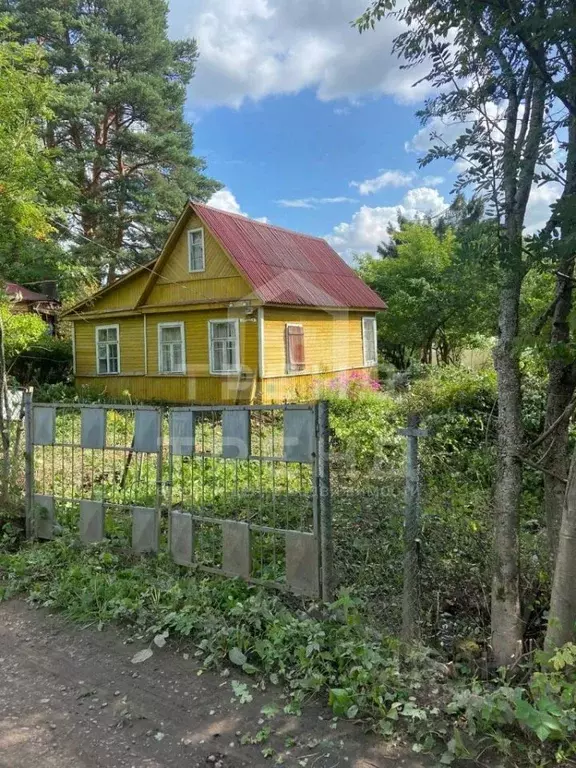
<box><xmin>24</xmin><ymin>396</ymin><xmax>332</xmax><ymax>600</ymax></box>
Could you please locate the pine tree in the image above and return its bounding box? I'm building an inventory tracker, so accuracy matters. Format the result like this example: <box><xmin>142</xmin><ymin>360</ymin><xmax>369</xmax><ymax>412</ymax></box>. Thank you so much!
<box><xmin>4</xmin><ymin>0</ymin><xmax>220</xmax><ymax>282</ymax></box>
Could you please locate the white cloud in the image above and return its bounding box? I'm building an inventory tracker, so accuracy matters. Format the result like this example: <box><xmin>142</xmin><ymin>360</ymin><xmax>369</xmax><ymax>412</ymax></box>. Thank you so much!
<box><xmin>208</xmin><ymin>188</ymin><xmax>246</xmax><ymax>216</ymax></box>
<box><xmin>351</xmin><ymin>170</ymin><xmax>416</xmax><ymax>196</ymax></box>
<box><xmin>277</xmin><ymin>196</ymin><xmax>356</xmax><ymax>209</ymax></box>
<box><xmin>525</xmin><ymin>183</ymin><xmax>562</xmax><ymax>234</ymax></box>
<box><xmin>327</xmin><ymin>186</ymin><xmax>447</xmax><ymax>260</ymax></box>
<box><xmin>169</xmin><ymin>0</ymin><xmax>432</xmax><ymax>108</ymax></box>
<box><xmin>422</xmin><ymin>175</ymin><xmax>445</xmax><ymax>187</ymax></box>
<box><xmin>208</xmin><ymin>187</ymin><xmax>270</xmax><ymax>223</ymax></box>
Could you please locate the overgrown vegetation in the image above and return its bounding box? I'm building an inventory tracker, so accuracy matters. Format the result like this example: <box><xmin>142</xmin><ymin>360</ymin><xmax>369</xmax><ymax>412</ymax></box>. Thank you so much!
<box><xmin>2</xmin><ymin>536</ymin><xmax>576</xmax><ymax>766</ymax></box>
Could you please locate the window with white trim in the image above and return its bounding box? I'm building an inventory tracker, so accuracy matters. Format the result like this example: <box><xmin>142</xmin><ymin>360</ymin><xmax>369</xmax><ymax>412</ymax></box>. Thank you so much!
<box><xmin>96</xmin><ymin>325</ymin><xmax>119</xmax><ymax>374</ymax></box>
<box><xmin>285</xmin><ymin>323</ymin><xmax>305</xmax><ymax>372</ymax></box>
<box><xmin>362</xmin><ymin>316</ymin><xmax>378</xmax><ymax>366</ymax></box>
<box><xmin>188</xmin><ymin>228</ymin><xmax>205</xmax><ymax>272</ymax></box>
<box><xmin>158</xmin><ymin>323</ymin><xmax>185</xmax><ymax>373</ymax></box>
<box><xmin>209</xmin><ymin>319</ymin><xmax>240</xmax><ymax>374</ymax></box>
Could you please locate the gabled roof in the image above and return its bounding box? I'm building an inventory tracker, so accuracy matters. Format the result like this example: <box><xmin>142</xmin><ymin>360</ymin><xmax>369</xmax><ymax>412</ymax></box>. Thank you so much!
<box><xmin>192</xmin><ymin>203</ymin><xmax>386</xmax><ymax>310</ymax></box>
<box><xmin>4</xmin><ymin>281</ymin><xmax>59</xmax><ymax>303</ymax></box>
<box><xmin>65</xmin><ymin>202</ymin><xmax>386</xmax><ymax>316</ymax></box>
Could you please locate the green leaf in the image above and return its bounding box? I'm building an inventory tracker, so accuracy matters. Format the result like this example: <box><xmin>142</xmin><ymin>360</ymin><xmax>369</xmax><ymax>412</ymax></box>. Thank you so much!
<box><xmin>229</xmin><ymin>647</ymin><xmax>247</xmax><ymax>666</ymax></box>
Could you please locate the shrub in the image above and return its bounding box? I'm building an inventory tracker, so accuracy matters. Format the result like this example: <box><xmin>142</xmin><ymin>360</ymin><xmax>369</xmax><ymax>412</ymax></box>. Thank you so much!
<box><xmin>0</xmin><ymin>301</ymin><xmax>47</xmax><ymax>359</ymax></box>
<box><xmin>11</xmin><ymin>336</ymin><xmax>73</xmax><ymax>386</ymax></box>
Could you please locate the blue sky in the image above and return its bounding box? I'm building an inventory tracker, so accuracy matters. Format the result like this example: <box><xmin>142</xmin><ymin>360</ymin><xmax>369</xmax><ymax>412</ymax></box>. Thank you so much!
<box><xmin>168</xmin><ymin>0</ymin><xmax>557</xmax><ymax>261</ymax></box>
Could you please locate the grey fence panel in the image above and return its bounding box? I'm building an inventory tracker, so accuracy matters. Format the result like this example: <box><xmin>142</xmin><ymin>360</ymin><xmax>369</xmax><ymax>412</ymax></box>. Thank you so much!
<box><xmin>132</xmin><ymin>506</ymin><xmax>158</xmax><ymax>553</ymax></box>
<box><xmin>134</xmin><ymin>410</ymin><xmax>161</xmax><ymax>453</ymax></box>
<box><xmin>222</xmin><ymin>521</ymin><xmax>251</xmax><ymax>578</ymax></box>
<box><xmin>33</xmin><ymin>494</ymin><xmax>54</xmax><ymax>539</ymax></box>
<box><xmin>81</xmin><ymin>408</ymin><xmax>106</xmax><ymax>449</ymax></box>
<box><xmin>170</xmin><ymin>511</ymin><xmax>193</xmax><ymax>565</ymax></box>
<box><xmin>222</xmin><ymin>410</ymin><xmax>251</xmax><ymax>459</ymax></box>
<box><xmin>284</xmin><ymin>409</ymin><xmax>315</xmax><ymax>463</ymax></box>
<box><xmin>33</xmin><ymin>407</ymin><xmax>55</xmax><ymax>446</ymax></box>
<box><xmin>169</xmin><ymin>411</ymin><xmax>195</xmax><ymax>456</ymax></box>
<box><xmin>79</xmin><ymin>500</ymin><xmax>105</xmax><ymax>543</ymax></box>
<box><xmin>286</xmin><ymin>531</ymin><xmax>319</xmax><ymax>597</ymax></box>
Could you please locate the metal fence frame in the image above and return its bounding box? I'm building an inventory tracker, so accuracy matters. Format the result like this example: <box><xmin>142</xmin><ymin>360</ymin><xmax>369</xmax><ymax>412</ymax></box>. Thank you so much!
<box><xmin>23</xmin><ymin>393</ymin><xmax>333</xmax><ymax>600</ymax></box>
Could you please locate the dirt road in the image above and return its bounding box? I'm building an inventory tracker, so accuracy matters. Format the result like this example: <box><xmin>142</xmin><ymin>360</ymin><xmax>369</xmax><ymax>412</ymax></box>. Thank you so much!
<box><xmin>0</xmin><ymin>600</ymin><xmax>426</xmax><ymax>768</ymax></box>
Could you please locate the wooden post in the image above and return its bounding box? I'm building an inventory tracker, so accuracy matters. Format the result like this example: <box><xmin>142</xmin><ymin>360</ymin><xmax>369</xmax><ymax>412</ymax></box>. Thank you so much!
<box><xmin>317</xmin><ymin>401</ymin><xmax>333</xmax><ymax>602</ymax></box>
<box><xmin>398</xmin><ymin>414</ymin><xmax>428</xmax><ymax>642</ymax></box>
<box><xmin>24</xmin><ymin>389</ymin><xmax>33</xmax><ymax>539</ymax></box>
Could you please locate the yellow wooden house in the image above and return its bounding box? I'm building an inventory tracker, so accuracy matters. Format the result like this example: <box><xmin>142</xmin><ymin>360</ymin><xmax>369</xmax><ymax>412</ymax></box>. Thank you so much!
<box><xmin>64</xmin><ymin>202</ymin><xmax>385</xmax><ymax>404</ymax></box>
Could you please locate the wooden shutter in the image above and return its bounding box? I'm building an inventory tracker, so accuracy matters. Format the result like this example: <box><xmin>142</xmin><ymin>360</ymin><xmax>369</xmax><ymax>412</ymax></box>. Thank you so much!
<box><xmin>286</xmin><ymin>324</ymin><xmax>305</xmax><ymax>372</ymax></box>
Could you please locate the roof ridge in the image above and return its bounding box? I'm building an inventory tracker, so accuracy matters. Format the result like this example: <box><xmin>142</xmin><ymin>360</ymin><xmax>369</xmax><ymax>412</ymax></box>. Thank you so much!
<box><xmin>191</xmin><ymin>201</ymin><xmax>327</xmax><ymax>243</ymax></box>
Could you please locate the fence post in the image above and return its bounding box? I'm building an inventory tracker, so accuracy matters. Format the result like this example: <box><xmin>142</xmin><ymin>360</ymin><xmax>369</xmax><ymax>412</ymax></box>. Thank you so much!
<box><xmin>24</xmin><ymin>389</ymin><xmax>33</xmax><ymax>539</ymax></box>
<box><xmin>156</xmin><ymin>407</ymin><xmax>164</xmax><ymax>549</ymax></box>
<box><xmin>317</xmin><ymin>400</ymin><xmax>333</xmax><ymax>602</ymax></box>
<box><xmin>398</xmin><ymin>413</ymin><xmax>428</xmax><ymax>642</ymax></box>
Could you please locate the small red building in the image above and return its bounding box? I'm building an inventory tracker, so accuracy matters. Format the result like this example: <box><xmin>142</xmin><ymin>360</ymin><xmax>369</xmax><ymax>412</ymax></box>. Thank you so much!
<box><xmin>4</xmin><ymin>281</ymin><xmax>60</xmax><ymax>335</ymax></box>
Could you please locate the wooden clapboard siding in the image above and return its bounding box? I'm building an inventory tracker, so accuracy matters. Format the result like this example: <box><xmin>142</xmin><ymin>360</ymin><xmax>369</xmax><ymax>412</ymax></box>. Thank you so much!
<box><xmin>146</xmin><ymin>309</ymin><xmax>257</xmax><ymax>376</ymax></box>
<box><xmin>75</xmin><ymin>308</ymin><xmax>258</xmax><ymax>404</ymax></box>
<box><xmin>259</xmin><ymin>368</ymin><xmax>377</xmax><ymax>403</ymax></box>
<box><xmin>79</xmin><ymin>270</ymin><xmax>149</xmax><ymax>313</ymax></box>
<box><xmin>75</xmin><ymin>375</ymin><xmax>257</xmax><ymax>404</ymax></box>
<box><xmin>262</xmin><ymin>308</ymin><xmax>375</xmax><ymax>378</ymax></box>
<box><xmin>145</xmin><ymin>212</ymin><xmax>252</xmax><ymax>306</ymax></box>
<box><xmin>145</xmin><ymin>276</ymin><xmax>250</xmax><ymax>307</ymax></box>
<box><xmin>75</xmin><ymin>316</ymin><xmax>145</xmax><ymax>376</ymax></box>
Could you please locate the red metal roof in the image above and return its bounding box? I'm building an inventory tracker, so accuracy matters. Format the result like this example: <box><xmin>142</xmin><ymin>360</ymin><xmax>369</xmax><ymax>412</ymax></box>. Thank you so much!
<box><xmin>4</xmin><ymin>281</ymin><xmax>55</xmax><ymax>303</ymax></box>
<box><xmin>193</xmin><ymin>203</ymin><xmax>386</xmax><ymax>310</ymax></box>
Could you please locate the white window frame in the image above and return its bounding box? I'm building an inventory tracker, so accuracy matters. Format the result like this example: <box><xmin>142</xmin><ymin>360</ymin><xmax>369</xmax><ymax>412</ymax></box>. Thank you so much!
<box><xmin>95</xmin><ymin>324</ymin><xmax>120</xmax><ymax>375</ymax></box>
<box><xmin>285</xmin><ymin>322</ymin><xmax>305</xmax><ymax>374</ymax></box>
<box><xmin>362</xmin><ymin>316</ymin><xmax>378</xmax><ymax>366</ymax></box>
<box><xmin>208</xmin><ymin>319</ymin><xmax>241</xmax><ymax>375</ymax></box>
<box><xmin>158</xmin><ymin>321</ymin><xmax>186</xmax><ymax>374</ymax></box>
<box><xmin>188</xmin><ymin>227</ymin><xmax>205</xmax><ymax>273</ymax></box>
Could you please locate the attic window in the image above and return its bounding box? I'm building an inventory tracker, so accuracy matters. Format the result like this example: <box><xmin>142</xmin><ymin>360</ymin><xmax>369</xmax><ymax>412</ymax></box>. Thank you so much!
<box><xmin>286</xmin><ymin>324</ymin><xmax>305</xmax><ymax>372</ymax></box>
<box><xmin>188</xmin><ymin>228</ymin><xmax>205</xmax><ymax>272</ymax></box>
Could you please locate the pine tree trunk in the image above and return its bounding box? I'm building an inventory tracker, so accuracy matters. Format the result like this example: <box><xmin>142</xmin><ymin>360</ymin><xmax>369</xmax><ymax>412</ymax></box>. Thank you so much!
<box><xmin>491</xmin><ymin>261</ymin><xmax>524</xmax><ymax>666</ymax></box>
<box><xmin>545</xmin><ymin>447</ymin><xmax>576</xmax><ymax>650</ymax></box>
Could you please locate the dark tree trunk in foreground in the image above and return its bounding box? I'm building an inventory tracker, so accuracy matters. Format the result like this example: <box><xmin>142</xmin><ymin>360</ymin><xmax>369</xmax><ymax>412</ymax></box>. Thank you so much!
<box><xmin>542</xmin><ymin>114</ymin><xmax>576</xmax><ymax>559</ymax></box>
<box><xmin>545</xmin><ymin>446</ymin><xmax>576</xmax><ymax>650</ymax></box>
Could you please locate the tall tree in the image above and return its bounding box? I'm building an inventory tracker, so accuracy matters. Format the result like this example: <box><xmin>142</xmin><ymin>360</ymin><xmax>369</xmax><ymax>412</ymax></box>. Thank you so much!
<box><xmin>0</xmin><ymin>21</ymin><xmax>66</xmax><ymax>503</ymax></box>
<box><xmin>4</xmin><ymin>0</ymin><xmax>220</xmax><ymax>283</ymax></box>
<box><xmin>357</xmin><ymin>216</ymin><xmax>498</xmax><ymax>368</ymax></box>
<box><xmin>357</xmin><ymin>0</ymin><xmax>551</xmax><ymax>665</ymax></box>
<box><xmin>0</xmin><ymin>19</ymin><xmax>62</xmax><ymax>243</ymax></box>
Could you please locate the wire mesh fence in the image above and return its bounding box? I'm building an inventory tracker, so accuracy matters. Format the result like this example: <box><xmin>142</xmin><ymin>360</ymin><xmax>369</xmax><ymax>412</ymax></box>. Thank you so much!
<box><xmin>0</xmin><ymin>389</ymin><xmax>456</xmax><ymax>641</ymax></box>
